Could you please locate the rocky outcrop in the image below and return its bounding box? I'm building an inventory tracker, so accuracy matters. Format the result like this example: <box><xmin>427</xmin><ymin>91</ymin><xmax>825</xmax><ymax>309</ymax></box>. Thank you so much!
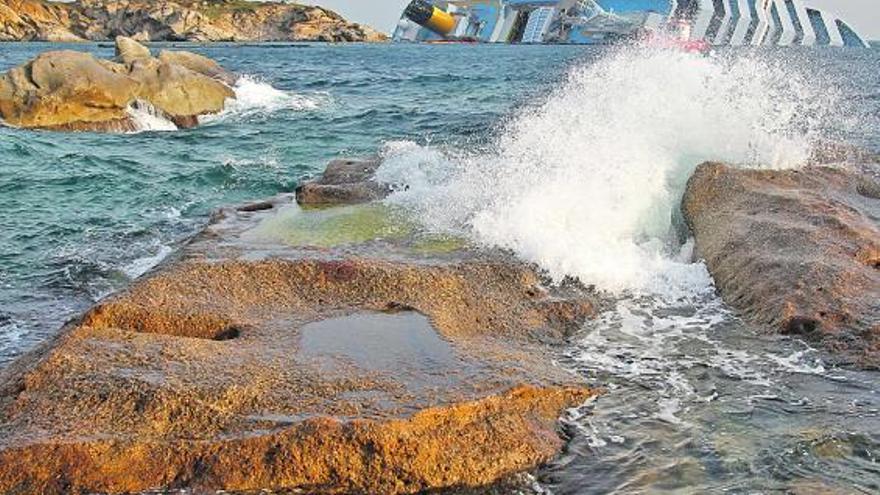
<box><xmin>296</xmin><ymin>157</ymin><xmax>392</xmax><ymax>205</ymax></box>
<box><xmin>0</xmin><ymin>158</ymin><xmax>600</xmax><ymax>493</ymax></box>
<box><xmin>158</xmin><ymin>49</ymin><xmax>237</xmax><ymax>86</ymax></box>
<box><xmin>0</xmin><ymin>36</ymin><xmax>234</xmax><ymax>131</ymax></box>
<box><xmin>0</xmin><ymin>0</ymin><xmax>388</xmax><ymax>42</ymax></box>
<box><xmin>683</xmin><ymin>162</ymin><xmax>880</xmax><ymax>368</ymax></box>
<box><xmin>0</xmin><ymin>0</ymin><xmax>81</xmax><ymax>42</ymax></box>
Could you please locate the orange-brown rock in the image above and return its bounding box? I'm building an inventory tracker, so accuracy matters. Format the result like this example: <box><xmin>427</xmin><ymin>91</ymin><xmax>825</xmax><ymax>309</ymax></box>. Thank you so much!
<box><xmin>0</xmin><ymin>49</ymin><xmax>140</xmax><ymax>130</ymax></box>
<box><xmin>0</xmin><ymin>0</ymin><xmax>388</xmax><ymax>42</ymax></box>
<box><xmin>682</xmin><ymin>162</ymin><xmax>880</xmax><ymax>368</ymax></box>
<box><xmin>114</xmin><ymin>34</ymin><xmax>151</xmax><ymax>63</ymax></box>
<box><xmin>128</xmin><ymin>57</ymin><xmax>234</xmax><ymax>125</ymax></box>
<box><xmin>0</xmin><ymin>37</ymin><xmax>235</xmax><ymax>131</ymax></box>
<box><xmin>158</xmin><ymin>49</ymin><xmax>238</xmax><ymax>86</ymax></box>
<box><xmin>0</xmin><ymin>161</ymin><xmax>600</xmax><ymax>493</ymax></box>
<box><xmin>0</xmin><ymin>0</ymin><xmax>81</xmax><ymax>41</ymax></box>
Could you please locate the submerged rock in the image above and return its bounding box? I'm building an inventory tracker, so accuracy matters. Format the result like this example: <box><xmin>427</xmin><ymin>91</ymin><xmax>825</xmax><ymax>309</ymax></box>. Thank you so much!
<box><xmin>683</xmin><ymin>162</ymin><xmax>880</xmax><ymax>368</ymax></box>
<box><xmin>0</xmin><ymin>37</ymin><xmax>235</xmax><ymax>132</ymax></box>
<box><xmin>0</xmin><ymin>160</ymin><xmax>600</xmax><ymax>493</ymax></box>
<box><xmin>0</xmin><ymin>0</ymin><xmax>388</xmax><ymax>42</ymax></box>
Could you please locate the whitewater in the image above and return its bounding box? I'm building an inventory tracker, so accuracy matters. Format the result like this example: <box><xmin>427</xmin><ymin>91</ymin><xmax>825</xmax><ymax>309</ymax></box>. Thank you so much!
<box><xmin>378</xmin><ymin>48</ymin><xmax>841</xmax><ymax>297</ymax></box>
<box><xmin>126</xmin><ymin>75</ymin><xmax>328</xmax><ymax>132</ymax></box>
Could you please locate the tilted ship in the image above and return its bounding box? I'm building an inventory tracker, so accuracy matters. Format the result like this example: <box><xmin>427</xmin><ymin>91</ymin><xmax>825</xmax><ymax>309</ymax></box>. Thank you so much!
<box><xmin>394</xmin><ymin>0</ymin><xmax>870</xmax><ymax>48</ymax></box>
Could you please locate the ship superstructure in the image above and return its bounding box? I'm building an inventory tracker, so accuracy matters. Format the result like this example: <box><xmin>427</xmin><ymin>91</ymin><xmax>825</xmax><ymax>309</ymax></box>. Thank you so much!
<box><xmin>394</xmin><ymin>0</ymin><xmax>869</xmax><ymax>47</ymax></box>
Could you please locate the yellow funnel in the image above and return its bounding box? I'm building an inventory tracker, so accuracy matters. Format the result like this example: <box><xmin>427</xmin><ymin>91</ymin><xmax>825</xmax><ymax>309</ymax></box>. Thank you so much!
<box><xmin>404</xmin><ymin>1</ymin><xmax>457</xmax><ymax>36</ymax></box>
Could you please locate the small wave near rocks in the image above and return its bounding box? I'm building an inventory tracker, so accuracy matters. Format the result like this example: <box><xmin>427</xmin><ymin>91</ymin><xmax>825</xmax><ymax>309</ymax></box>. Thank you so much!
<box><xmin>126</xmin><ymin>76</ymin><xmax>327</xmax><ymax>133</ymax></box>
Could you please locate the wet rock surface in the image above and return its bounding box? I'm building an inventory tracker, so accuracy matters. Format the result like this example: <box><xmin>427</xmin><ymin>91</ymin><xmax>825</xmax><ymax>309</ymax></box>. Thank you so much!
<box><xmin>296</xmin><ymin>157</ymin><xmax>391</xmax><ymax>206</ymax></box>
<box><xmin>683</xmin><ymin>162</ymin><xmax>880</xmax><ymax>368</ymax></box>
<box><xmin>0</xmin><ymin>37</ymin><xmax>234</xmax><ymax>132</ymax></box>
<box><xmin>0</xmin><ymin>0</ymin><xmax>388</xmax><ymax>43</ymax></box>
<box><xmin>0</xmin><ymin>159</ymin><xmax>599</xmax><ymax>494</ymax></box>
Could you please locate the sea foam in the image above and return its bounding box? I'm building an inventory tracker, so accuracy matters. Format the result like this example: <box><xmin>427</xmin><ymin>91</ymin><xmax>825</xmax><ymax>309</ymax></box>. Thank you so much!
<box><xmin>201</xmin><ymin>75</ymin><xmax>326</xmax><ymax>124</ymax></box>
<box><xmin>126</xmin><ymin>100</ymin><xmax>178</xmax><ymax>132</ymax></box>
<box><xmin>377</xmin><ymin>48</ymin><xmax>839</xmax><ymax>297</ymax></box>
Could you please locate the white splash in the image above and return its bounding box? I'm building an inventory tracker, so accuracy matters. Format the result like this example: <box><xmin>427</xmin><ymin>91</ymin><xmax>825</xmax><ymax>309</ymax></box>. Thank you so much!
<box><xmin>126</xmin><ymin>100</ymin><xmax>178</xmax><ymax>132</ymax></box>
<box><xmin>0</xmin><ymin>318</ymin><xmax>26</xmax><ymax>358</ymax></box>
<box><xmin>378</xmin><ymin>48</ymin><xmax>836</xmax><ymax>297</ymax></box>
<box><xmin>122</xmin><ymin>244</ymin><xmax>174</xmax><ymax>279</ymax></box>
<box><xmin>201</xmin><ymin>75</ymin><xmax>326</xmax><ymax>124</ymax></box>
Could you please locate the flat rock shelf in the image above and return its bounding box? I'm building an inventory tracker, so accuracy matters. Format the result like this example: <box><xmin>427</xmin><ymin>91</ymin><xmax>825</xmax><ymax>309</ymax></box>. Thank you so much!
<box><xmin>0</xmin><ymin>158</ymin><xmax>601</xmax><ymax>494</ymax></box>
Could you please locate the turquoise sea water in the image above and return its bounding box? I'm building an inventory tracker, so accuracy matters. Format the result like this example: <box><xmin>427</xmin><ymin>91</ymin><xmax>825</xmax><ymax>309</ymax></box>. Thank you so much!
<box><xmin>1</xmin><ymin>43</ymin><xmax>879</xmax><ymax>493</ymax></box>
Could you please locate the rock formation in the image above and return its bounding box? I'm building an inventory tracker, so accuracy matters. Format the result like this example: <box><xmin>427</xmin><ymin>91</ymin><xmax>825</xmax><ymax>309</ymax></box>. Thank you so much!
<box><xmin>0</xmin><ymin>36</ymin><xmax>235</xmax><ymax>131</ymax></box>
<box><xmin>0</xmin><ymin>158</ymin><xmax>600</xmax><ymax>494</ymax></box>
<box><xmin>296</xmin><ymin>157</ymin><xmax>392</xmax><ymax>205</ymax></box>
<box><xmin>0</xmin><ymin>0</ymin><xmax>388</xmax><ymax>42</ymax></box>
<box><xmin>683</xmin><ymin>162</ymin><xmax>880</xmax><ymax>368</ymax></box>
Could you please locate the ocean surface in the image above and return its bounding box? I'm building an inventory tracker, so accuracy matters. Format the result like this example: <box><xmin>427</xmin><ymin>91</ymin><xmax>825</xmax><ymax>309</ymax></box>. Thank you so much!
<box><xmin>1</xmin><ymin>42</ymin><xmax>879</xmax><ymax>493</ymax></box>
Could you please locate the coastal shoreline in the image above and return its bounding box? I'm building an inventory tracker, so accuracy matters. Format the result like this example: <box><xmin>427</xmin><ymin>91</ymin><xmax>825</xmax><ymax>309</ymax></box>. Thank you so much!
<box><xmin>0</xmin><ymin>158</ymin><xmax>602</xmax><ymax>494</ymax></box>
<box><xmin>0</xmin><ymin>32</ymin><xmax>878</xmax><ymax>494</ymax></box>
<box><xmin>0</xmin><ymin>0</ymin><xmax>388</xmax><ymax>43</ymax></box>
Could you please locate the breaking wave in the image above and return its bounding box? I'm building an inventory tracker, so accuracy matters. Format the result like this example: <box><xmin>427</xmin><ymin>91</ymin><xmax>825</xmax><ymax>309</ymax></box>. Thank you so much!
<box><xmin>378</xmin><ymin>48</ymin><xmax>839</xmax><ymax>297</ymax></box>
<box><xmin>126</xmin><ymin>100</ymin><xmax>178</xmax><ymax>133</ymax></box>
<box><xmin>201</xmin><ymin>75</ymin><xmax>327</xmax><ymax>124</ymax></box>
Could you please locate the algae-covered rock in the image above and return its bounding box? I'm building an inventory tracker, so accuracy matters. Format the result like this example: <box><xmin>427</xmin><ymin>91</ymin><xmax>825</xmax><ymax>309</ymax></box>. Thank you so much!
<box><xmin>683</xmin><ymin>162</ymin><xmax>880</xmax><ymax>368</ymax></box>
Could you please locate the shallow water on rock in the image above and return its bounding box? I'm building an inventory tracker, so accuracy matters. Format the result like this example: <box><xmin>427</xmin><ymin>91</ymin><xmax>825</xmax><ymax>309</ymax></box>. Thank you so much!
<box><xmin>300</xmin><ymin>312</ymin><xmax>458</xmax><ymax>378</ymax></box>
<box><xmin>247</xmin><ymin>203</ymin><xmax>414</xmax><ymax>247</ymax></box>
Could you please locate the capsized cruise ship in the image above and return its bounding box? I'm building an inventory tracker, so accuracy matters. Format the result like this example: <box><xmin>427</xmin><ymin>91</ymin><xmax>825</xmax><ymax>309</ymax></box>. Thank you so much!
<box><xmin>394</xmin><ymin>1</ymin><xmax>870</xmax><ymax>48</ymax></box>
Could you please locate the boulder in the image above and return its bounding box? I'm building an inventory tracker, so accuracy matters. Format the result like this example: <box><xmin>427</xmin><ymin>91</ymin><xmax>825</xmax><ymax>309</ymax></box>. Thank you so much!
<box><xmin>296</xmin><ymin>157</ymin><xmax>391</xmax><ymax>206</ymax></box>
<box><xmin>158</xmin><ymin>49</ymin><xmax>238</xmax><ymax>86</ymax></box>
<box><xmin>0</xmin><ymin>159</ymin><xmax>600</xmax><ymax>493</ymax></box>
<box><xmin>683</xmin><ymin>163</ymin><xmax>880</xmax><ymax>368</ymax></box>
<box><xmin>114</xmin><ymin>35</ymin><xmax>151</xmax><ymax>64</ymax></box>
<box><xmin>0</xmin><ymin>50</ymin><xmax>140</xmax><ymax>131</ymax></box>
<box><xmin>128</xmin><ymin>57</ymin><xmax>234</xmax><ymax>127</ymax></box>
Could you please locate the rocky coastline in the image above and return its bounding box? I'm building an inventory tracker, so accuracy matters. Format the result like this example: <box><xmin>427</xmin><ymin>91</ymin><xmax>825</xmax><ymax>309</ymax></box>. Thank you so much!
<box><xmin>0</xmin><ymin>0</ymin><xmax>387</xmax><ymax>43</ymax></box>
<box><xmin>0</xmin><ymin>36</ymin><xmax>878</xmax><ymax>494</ymax></box>
<box><xmin>0</xmin><ymin>158</ymin><xmax>601</xmax><ymax>494</ymax></box>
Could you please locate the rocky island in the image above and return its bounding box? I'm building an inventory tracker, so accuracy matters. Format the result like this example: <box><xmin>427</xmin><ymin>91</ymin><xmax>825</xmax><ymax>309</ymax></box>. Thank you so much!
<box><xmin>0</xmin><ymin>0</ymin><xmax>387</xmax><ymax>42</ymax></box>
<box><xmin>0</xmin><ymin>36</ymin><xmax>237</xmax><ymax>131</ymax></box>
